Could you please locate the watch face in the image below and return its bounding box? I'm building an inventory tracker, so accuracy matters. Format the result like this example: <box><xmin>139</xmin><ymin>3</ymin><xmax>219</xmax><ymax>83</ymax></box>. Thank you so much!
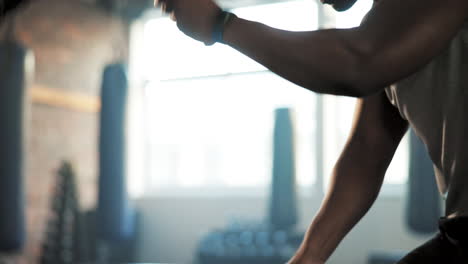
<box><xmin>0</xmin><ymin>0</ymin><xmax>28</xmax><ymax>18</ymax></box>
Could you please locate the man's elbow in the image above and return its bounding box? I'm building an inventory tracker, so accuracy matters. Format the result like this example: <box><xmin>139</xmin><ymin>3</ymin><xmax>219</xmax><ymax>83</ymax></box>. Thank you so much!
<box><xmin>317</xmin><ymin>65</ymin><xmax>382</xmax><ymax>98</ymax></box>
<box><xmin>346</xmin><ymin>66</ymin><xmax>383</xmax><ymax>98</ymax></box>
<box><xmin>341</xmin><ymin>33</ymin><xmax>387</xmax><ymax>97</ymax></box>
<box><xmin>303</xmin><ymin>30</ymin><xmax>389</xmax><ymax>97</ymax></box>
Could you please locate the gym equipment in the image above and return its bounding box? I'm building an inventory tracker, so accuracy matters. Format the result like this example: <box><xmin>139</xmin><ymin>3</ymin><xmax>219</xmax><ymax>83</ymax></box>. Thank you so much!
<box><xmin>40</xmin><ymin>162</ymin><xmax>86</xmax><ymax>264</ymax></box>
<box><xmin>406</xmin><ymin>129</ymin><xmax>441</xmax><ymax>234</ymax></box>
<box><xmin>0</xmin><ymin>40</ymin><xmax>33</xmax><ymax>252</ymax></box>
<box><xmin>197</xmin><ymin>223</ymin><xmax>302</xmax><ymax>264</ymax></box>
<box><xmin>196</xmin><ymin>108</ymin><xmax>301</xmax><ymax>264</ymax></box>
<box><xmin>97</xmin><ymin>63</ymin><xmax>136</xmax><ymax>242</ymax></box>
<box><xmin>269</xmin><ymin>108</ymin><xmax>298</xmax><ymax>231</ymax></box>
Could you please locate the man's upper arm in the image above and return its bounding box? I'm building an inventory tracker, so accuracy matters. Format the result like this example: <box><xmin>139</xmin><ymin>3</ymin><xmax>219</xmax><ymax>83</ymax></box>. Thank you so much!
<box><xmin>348</xmin><ymin>0</ymin><xmax>468</xmax><ymax>94</ymax></box>
<box><xmin>348</xmin><ymin>92</ymin><xmax>408</xmax><ymax>166</ymax></box>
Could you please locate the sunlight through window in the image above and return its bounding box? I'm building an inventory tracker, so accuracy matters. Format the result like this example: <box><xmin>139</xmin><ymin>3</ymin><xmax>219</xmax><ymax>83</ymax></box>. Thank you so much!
<box><xmin>141</xmin><ymin>0</ymin><xmax>319</xmax><ymax>192</ymax></box>
<box><xmin>133</xmin><ymin>0</ymin><xmax>408</xmax><ymax>197</ymax></box>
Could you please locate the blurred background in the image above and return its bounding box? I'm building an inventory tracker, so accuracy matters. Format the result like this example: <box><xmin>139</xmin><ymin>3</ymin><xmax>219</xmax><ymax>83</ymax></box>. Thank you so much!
<box><xmin>0</xmin><ymin>0</ymin><xmax>442</xmax><ymax>263</ymax></box>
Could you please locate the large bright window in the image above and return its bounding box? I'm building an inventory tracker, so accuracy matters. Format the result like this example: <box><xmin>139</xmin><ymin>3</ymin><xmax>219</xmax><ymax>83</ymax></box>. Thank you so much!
<box><xmin>140</xmin><ymin>0</ymin><xmax>319</xmax><ymax>193</ymax></box>
<box><xmin>145</xmin><ymin>72</ymin><xmax>317</xmax><ymax>189</ymax></box>
<box><xmin>131</xmin><ymin>0</ymin><xmax>409</xmax><ymax>197</ymax></box>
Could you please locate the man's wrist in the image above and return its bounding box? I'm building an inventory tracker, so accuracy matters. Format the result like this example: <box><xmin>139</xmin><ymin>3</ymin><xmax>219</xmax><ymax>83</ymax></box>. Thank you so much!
<box><xmin>211</xmin><ymin>10</ymin><xmax>237</xmax><ymax>44</ymax></box>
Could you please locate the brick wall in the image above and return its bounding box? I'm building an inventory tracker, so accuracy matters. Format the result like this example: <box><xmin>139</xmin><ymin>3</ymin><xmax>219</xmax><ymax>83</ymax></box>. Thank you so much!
<box><xmin>0</xmin><ymin>0</ymin><xmax>129</xmax><ymax>262</ymax></box>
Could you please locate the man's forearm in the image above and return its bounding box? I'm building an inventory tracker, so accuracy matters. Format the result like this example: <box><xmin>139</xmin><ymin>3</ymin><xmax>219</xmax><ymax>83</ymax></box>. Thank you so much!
<box><xmin>291</xmin><ymin>139</ymin><xmax>392</xmax><ymax>262</ymax></box>
<box><xmin>223</xmin><ymin>17</ymin><xmax>367</xmax><ymax>97</ymax></box>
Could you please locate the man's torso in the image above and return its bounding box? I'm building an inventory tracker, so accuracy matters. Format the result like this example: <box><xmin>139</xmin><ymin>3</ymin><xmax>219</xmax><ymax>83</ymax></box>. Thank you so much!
<box><xmin>385</xmin><ymin>22</ymin><xmax>468</xmax><ymax>216</ymax></box>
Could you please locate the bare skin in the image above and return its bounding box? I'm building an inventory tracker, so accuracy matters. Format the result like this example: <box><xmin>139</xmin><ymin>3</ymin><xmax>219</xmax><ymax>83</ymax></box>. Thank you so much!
<box><xmin>154</xmin><ymin>0</ymin><xmax>468</xmax><ymax>262</ymax></box>
<box><xmin>288</xmin><ymin>92</ymin><xmax>408</xmax><ymax>263</ymax></box>
<box><xmin>157</xmin><ymin>0</ymin><xmax>468</xmax><ymax>97</ymax></box>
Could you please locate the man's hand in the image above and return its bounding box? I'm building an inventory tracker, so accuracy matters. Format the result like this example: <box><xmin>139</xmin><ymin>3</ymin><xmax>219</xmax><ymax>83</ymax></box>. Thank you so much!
<box><xmin>154</xmin><ymin>0</ymin><xmax>221</xmax><ymax>45</ymax></box>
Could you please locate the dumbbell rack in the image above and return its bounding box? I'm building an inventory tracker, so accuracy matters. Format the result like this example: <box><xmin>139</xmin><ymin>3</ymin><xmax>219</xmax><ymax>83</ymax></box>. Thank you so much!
<box><xmin>197</xmin><ymin>223</ymin><xmax>303</xmax><ymax>264</ymax></box>
<box><xmin>197</xmin><ymin>108</ymin><xmax>301</xmax><ymax>264</ymax></box>
<box><xmin>40</xmin><ymin>162</ymin><xmax>84</xmax><ymax>264</ymax></box>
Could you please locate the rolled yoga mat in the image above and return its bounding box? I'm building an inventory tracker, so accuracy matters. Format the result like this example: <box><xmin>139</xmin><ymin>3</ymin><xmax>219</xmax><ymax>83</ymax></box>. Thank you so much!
<box><xmin>0</xmin><ymin>41</ymin><xmax>33</xmax><ymax>252</ymax></box>
<box><xmin>97</xmin><ymin>63</ymin><xmax>135</xmax><ymax>242</ymax></box>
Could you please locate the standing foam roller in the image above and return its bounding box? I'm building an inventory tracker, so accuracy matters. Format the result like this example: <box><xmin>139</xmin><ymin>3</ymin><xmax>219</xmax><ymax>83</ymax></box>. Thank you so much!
<box><xmin>0</xmin><ymin>41</ymin><xmax>33</xmax><ymax>252</ymax></box>
<box><xmin>269</xmin><ymin>108</ymin><xmax>298</xmax><ymax>231</ymax></box>
<box><xmin>97</xmin><ymin>63</ymin><xmax>134</xmax><ymax>242</ymax></box>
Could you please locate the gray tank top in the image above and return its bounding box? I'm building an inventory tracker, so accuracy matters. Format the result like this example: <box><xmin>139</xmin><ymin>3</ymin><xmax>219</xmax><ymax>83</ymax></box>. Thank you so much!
<box><xmin>385</xmin><ymin>23</ymin><xmax>468</xmax><ymax>216</ymax></box>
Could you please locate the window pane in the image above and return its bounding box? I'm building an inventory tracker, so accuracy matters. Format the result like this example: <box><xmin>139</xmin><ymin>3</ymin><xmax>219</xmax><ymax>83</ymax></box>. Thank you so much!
<box><xmin>335</xmin><ymin>0</ymin><xmax>373</xmax><ymax>29</ymax></box>
<box><xmin>139</xmin><ymin>0</ymin><xmax>320</xmax><ymax>193</ymax></box>
<box><xmin>234</xmin><ymin>0</ymin><xmax>318</xmax><ymax>31</ymax></box>
<box><xmin>141</xmin><ymin>0</ymin><xmax>318</xmax><ymax>81</ymax></box>
<box><xmin>322</xmin><ymin>95</ymin><xmax>356</xmax><ymax>189</ymax></box>
<box><xmin>144</xmin><ymin>72</ymin><xmax>317</xmax><ymax>190</ymax></box>
<box><xmin>385</xmin><ymin>134</ymin><xmax>409</xmax><ymax>185</ymax></box>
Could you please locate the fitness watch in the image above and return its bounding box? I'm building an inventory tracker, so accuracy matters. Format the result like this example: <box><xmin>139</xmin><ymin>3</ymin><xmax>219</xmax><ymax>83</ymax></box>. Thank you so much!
<box><xmin>212</xmin><ymin>10</ymin><xmax>236</xmax><ymax>44</ymax></box>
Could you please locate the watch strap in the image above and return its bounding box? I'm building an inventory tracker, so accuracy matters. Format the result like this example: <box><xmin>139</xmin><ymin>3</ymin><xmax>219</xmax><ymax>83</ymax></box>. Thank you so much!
<box><xmin>212</xmin><ymin>10</ymin><xmax>236</xmax><ymax>44</ymax></box>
